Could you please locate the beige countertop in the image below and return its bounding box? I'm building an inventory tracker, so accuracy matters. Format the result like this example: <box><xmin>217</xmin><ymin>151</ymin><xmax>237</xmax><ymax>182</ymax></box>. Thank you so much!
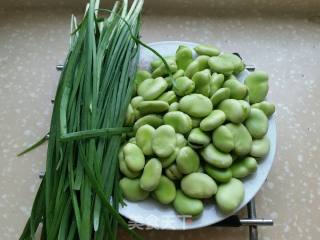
<box><xmin>1</xmin><ymin>2</ymin><xmax>320</xmax><ymax>240</ymax></box>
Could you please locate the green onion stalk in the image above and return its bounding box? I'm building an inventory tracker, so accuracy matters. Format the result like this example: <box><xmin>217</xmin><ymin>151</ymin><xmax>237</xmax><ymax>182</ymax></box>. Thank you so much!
<box><xmin>19</xmin><ymin>0</ymin><xmax>146</xmax><ymax>239</ymax></box>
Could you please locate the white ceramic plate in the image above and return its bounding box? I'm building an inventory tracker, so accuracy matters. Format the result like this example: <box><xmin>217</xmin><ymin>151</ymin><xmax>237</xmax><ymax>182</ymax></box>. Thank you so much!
<box><xmin>119</xmin><ymin>41</ymin><xmax>276</xmax><ymax>230</ymax></box>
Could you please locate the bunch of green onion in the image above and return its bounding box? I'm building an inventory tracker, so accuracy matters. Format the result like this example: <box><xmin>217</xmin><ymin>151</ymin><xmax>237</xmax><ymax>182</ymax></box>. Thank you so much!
<box><xmin>19</xmin><ymin>0</ymin><xmax>146</xmax><ymax>239</ymax></box>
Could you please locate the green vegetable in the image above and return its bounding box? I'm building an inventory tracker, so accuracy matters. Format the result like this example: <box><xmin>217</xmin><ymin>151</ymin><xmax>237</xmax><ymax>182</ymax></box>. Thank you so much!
<box><xmin>173</xmin><ymin>190</ymin><xmax>204</xmax><ymax>217</ymax></box>
<box><xmin>216</xmin><ymin>178</ymin><xmax>244</xmax><ymax>213</ymax></box>
<box><xmin>181</xmin><ymin>172</ymin><xmax>217</xmax><ymax>199</ymax></box>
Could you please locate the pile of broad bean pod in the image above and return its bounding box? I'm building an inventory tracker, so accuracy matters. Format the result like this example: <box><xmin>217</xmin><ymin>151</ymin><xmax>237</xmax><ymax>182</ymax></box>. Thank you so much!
<box><xmin>119</xmin><ymin>44</ymin><xmax>275</xmax><ymax>217</ymax></box>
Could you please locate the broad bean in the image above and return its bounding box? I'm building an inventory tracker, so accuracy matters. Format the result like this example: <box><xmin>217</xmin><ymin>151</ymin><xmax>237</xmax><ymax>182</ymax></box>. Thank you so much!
<box><xmin>251</xmin><ymin>101</ymin><xmax>275</xmax><ymax>118</ymax></box>
<box><xmin>215</xmin><ymin>178</ymin><xmax>244</xmax><ymax>213</ymax></box>
<box><xmin>208</xmin><ymin>55</ymin><xmax>234</xmax><ymax>75</ymax></box>
<box><xmin>244</xmin><ymin>71</ymin><xmax>269</xmax><ymax>104</ymax></box>
<box><xmin>194</xmin><ymin>44</ymin><xmax>220</xmax><ymax>56</ymax></box>
<box><xmin>181</xmin><ymin>172</ymin><xmax>217</xmax><ymax>199</ymax></box>
<box><xmin>176</xmin><ymin>146</ymin><xmax>200</xmax><ymax>174</ymax></box>
<box><xmin>179</xmin><ymin>94</ymin><xmax>213</xmax><ymax>118</ymax></box>
<box><xmin>210</xmin><ymin>88</ymin><xmax>231</xmax><ymax>107</ymax></box>
<box><xmin>204</xmin><ymin>164</ymin><xmax>232</xmax><ymax>183</ymax></box>
<box><xmin>160</xmin><ymin>148</ymin><xmax>179</xmax><ymax>168</ymax></box>
<box><xmin>200</xmin><ymin>144</ymin><xmax>233</xmax><ymax>168</ymax></box>
<box><xmin>165</xmin><ymin>164</ymin><xmax>183</xmax><ymax>180</ymax></box>
<box><xmin>245</xmin><ymin>108</ymin><xmax>268</xmax><ymax>139</ymax></box>
<box><xmin>153</xmin><ymin>176</ymin><xmax>176</xmax><ymax>204</ymax></box>
<box><xmin>210</xmin><ymin>73</ymin><xmax>225</xmax><ymax>95</ymax></box>
<box><xmin>163</xmin><ymin>111</ymin><xmax>192</xmax><ymax>134</ymax></box>
<box><xmin>137</xmin><ymin>100</ymin><xmax>169</xmax><ymax>115</ymax></box>
<box><xmin>137</xmin><ymin>77</ymin><xmax>168</xmax><ymax>100</ymax></box>
<box><xmin>173</xmin><ymin>190</ymin><xmax>204</xmax><ymax>217</ymax></box>
<box><xmin>223</xmin><ymin>77</ymin><xmax>247</xmax><ymax>100</ymax></box>
<box><xmin>231</xmin><ymin>156</ymin><xmax>257</xmax><ymax>178</ymax></box>
<box><xmin>219</xmin><ymin>99</ymin><xmax>248</xmax><ymax>123</ymax></box>
<box><xmin>173</xmin><ymin>76</ymin><xmax>195</xmax><ymax>96</ymax></box>
<box><xmin>152</xmin><ymin>125</ymin><xmax>177</xmax><ymax>158</ymax></box>
<box><xmin>188</xmin><ymin>128</ymin><xmax>211</xmax><ymax>149</ymax></box>
<box><xmin>133</xmin><ymin>114</ymin><xmax>163</xmax><ymax>132</ymax></box>
<box><xmin>119</xmin><ymin>147</ymin><xmax>141</xmax><ymax>178</ymax></box>
<box><xmin>152</xmin><ymin>59</ymin><xmax>178</xmax><ymax>78</ymax></box>
<box><xmin>140</xmin><ymin>158</ymin><xmax>162</xmax><ymax>191</ymax></box>
<box><xmin>120</xmin><ymin>178</ymin><xmax>149</xmax><ymax>201</ymax></box>
<box><xmin>176</xmin><ymin>45</ymin><xmax>193</xmax><ymax>70</ymax></box>
<box><xmin>250</xmin><ymin>136</ymin><xmax>270</xmax><ymax>158</ymax></box>
<box><xmin>136</xmin><ymin>124</ymin><xmax>155</xmax><ymax>156</ymax></box>
<box><xmin>225</xmin><ymin>123</ymin><xmax>252</xmax><ymax>156</ymax></box>
<box><xmin>192</xmin><ymin>69</ymin><xmax>211</xmax><ymax>96</ymax></box>
<box><xmin>200</xmin><ymin>110</ymin><xmax>226</xmax><ymax>131</ymax></box>
<box><xmin>157</xmin><ymin>90</ymin><xmax>177</xmax><ymax>104</ymax></box>
<box><xmin>212</xmin><ymin>125</ymin><xmax>234</xmax><ymax>153</ymax></box>
<box><xmin>123</xmin><ymin>143</ymin><xmax>145</xmax><ymax>172</ymax></box>
<box><xmin>168</xmin><ymin>102</ymin><xmax>179</xmax><ymax>112</ymax></box>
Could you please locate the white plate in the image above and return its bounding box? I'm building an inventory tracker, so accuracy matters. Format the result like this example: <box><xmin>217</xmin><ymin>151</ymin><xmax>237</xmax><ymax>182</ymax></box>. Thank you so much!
<box><xmin>119</xmin><ymin>41</ymin><xmax>277</xmax><ymax>230</ymax></box>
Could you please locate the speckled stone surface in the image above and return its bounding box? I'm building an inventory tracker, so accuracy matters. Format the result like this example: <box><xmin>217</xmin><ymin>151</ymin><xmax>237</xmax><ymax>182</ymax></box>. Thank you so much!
<box><xmin>1</xmin><ymin>4</ymin><xmax>320</xmax><ymax>240</ymax></box>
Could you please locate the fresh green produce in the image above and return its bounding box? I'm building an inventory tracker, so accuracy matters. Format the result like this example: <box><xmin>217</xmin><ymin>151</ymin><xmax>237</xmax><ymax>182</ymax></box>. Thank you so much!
<box><xmin>181</xmin><ymin>172</ymin><xmax>217</xmax><ymax>198</ymax></box>
<box><xmin>173</xmin><ymin>190</ymin><xmax>204</xmax><ymax>216</ymax></box>
<box><xmin>216</xmin><ymin>178</ymin><xmax>245</xmax><ymax>213</ymax></box>
<box><xmin>20</xmin><ymin>1</ymin><xmax>146</xmax><ymax>239</ymax></box>
<box><xmin>120</xmin><ymin>178</ymin><xmax>149</xmax><ymax>202</ymax></box>
<box><xmin>163</xmin><ymin>111</ymin><xmax>192</xmax><ymax>134</ymax></box>
<box><xmin>153</xmin><ymin>176</ymin><xmax>177</xmax><ymax>204</ymax></box>
<box><xmin>231</xmin><ymin>157</ymin><xmax>258</xmax><ymax>178</ymax></box>
<box><xmin>244</xmin><ymin>71</ymin><xmax>269</xmax><ymax>103</ymax></box>
<box><xmin>140</xmin><ymin>158</ymin><xmax>162</xmax><ymax>191</ymax></box>
<box><xmin>176</xmin><ymin>146</ymin><xmax>200</xmax><ymax>174</ymax></box>
<box><xmin>152</xmin><ymin>125</ymin><xmax>177</xmax><ymax>157</ymax></box>
<box><xmin>119</xmin><ymin>43</ymin><xmax>275</xmax><ymax>219</ymax></box>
